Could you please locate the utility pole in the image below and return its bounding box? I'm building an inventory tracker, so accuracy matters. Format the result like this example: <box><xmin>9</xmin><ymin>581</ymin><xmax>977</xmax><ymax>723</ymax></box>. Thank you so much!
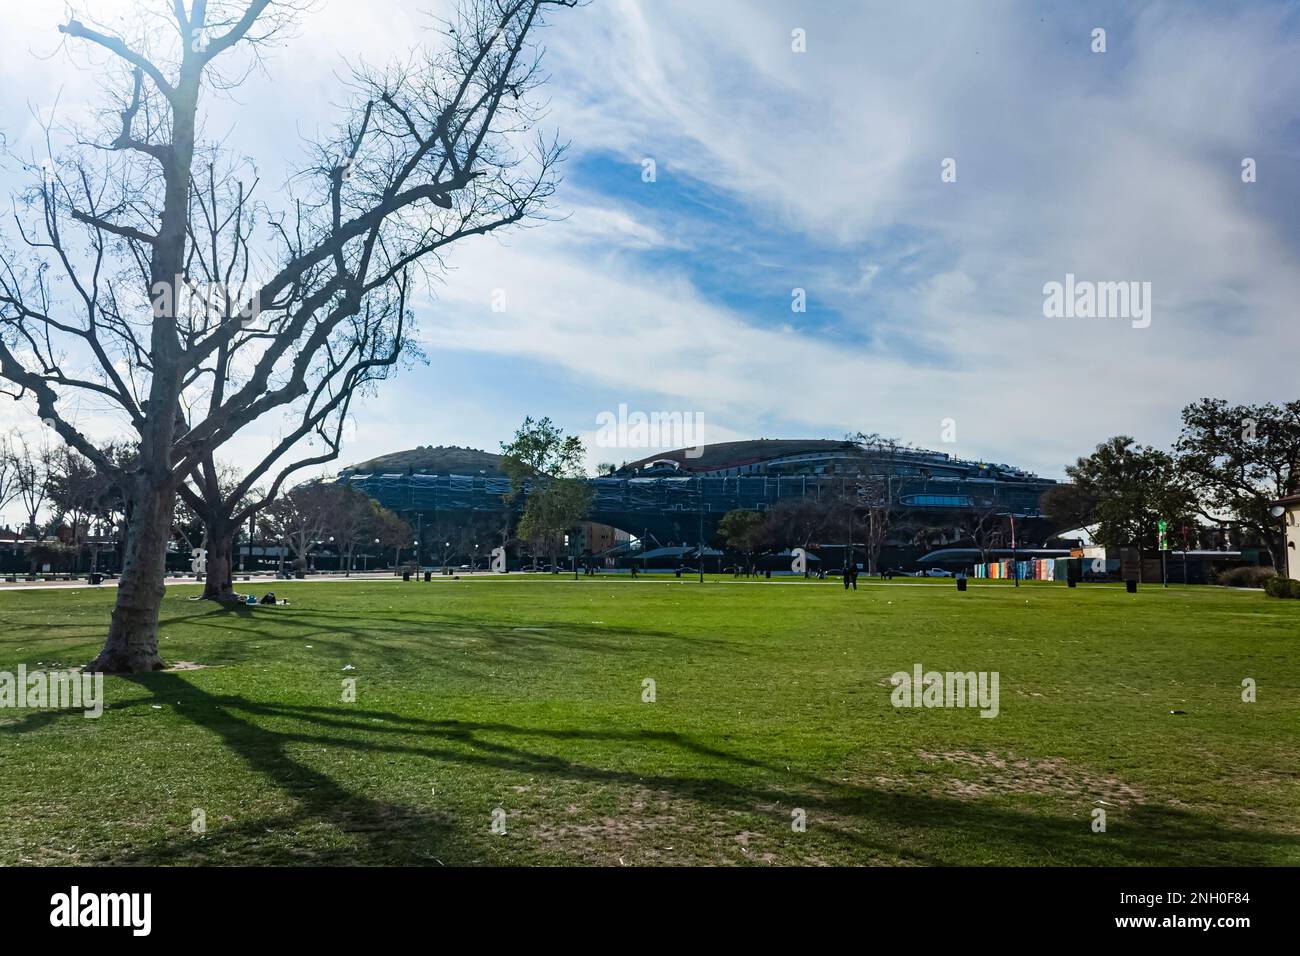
<box><xmin>1182</xmin><ymin>524</ymin><xmax>1189</xmax><ymax>585</ymax></box>
<box><xmin>1159</xmin><ymin>519</ymin><xmax>1169</xmax><ymax>588</ymax></box>
<box><xmin>698</xmin><ymin>474</ymin><xmax>705</xmax><ymax>584</ymax></box>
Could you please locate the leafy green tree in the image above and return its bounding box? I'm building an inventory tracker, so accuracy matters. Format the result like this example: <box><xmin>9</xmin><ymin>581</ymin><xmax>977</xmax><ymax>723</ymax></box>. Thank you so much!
<box><xmin>1040</xmin><ymin>482</ymin><xmax>1101</xmax><ymax>535</ymax></box>
<box><xmin>718</xmin><ymin>509</ymin><xmax>766</xmax><ymax>569</ymax></box>
<box><xmin>1066</xmin><ymin>437</ymin><xmax>1196</xmax><ymax>570</ymax></box>
<box><xmin>761</xmin><ymin>498</ymin><xmax>831</xmax><ymax>576</ymax></box>
<box><xmin>501</xmin><ymin>417</ymin><xmax>592</xmax><ymax>570</ymax></box>
<box><xmin>1175</xmin><ymin>398</ymin><xmax>1300</xmax><ymax>572</ymax></box>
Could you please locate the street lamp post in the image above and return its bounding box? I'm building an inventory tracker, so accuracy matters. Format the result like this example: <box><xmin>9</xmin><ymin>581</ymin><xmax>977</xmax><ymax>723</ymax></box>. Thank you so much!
<box><xmin>1271</xmin><ymin>505</ymin><xmax>1289</xmax><ymax>580</ymax></box>
<box><xmin>1011</xmin><ymin>513</ymin><xmax>1018</xmax><ymax>588</ymax></box>
<box><xmin>996</xmin><ymin>511</ymin><xmax>1020</xmax><ymax>588</ymax></box>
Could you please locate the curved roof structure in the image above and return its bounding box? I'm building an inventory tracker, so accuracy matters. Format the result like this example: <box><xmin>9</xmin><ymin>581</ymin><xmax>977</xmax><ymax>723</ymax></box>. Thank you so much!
<box><xmin>619</xmin><ymin>437</ymin><xmax>1044</xmax><ymax>485</ymax></box>
<box><xmin>344</xmin><ymin>445</ymin><xmax>509</xmax><ymax>477</ymax></box>
<box><xmin>622</xmin><ymin>439</ymin><xmax>856</xmax><ymax>474</ymax></box>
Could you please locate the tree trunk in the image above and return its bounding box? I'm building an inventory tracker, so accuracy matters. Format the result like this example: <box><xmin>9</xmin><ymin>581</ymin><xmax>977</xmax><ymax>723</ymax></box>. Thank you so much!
<box><xmin>202</xmin><ymin>527</ymin><xmax>237</xmax><ymax>600</ymax></box>
<box><xmin>86</xmin><ymin>482</ymin><xmax>174</xmax><ymax>673</ymax></box>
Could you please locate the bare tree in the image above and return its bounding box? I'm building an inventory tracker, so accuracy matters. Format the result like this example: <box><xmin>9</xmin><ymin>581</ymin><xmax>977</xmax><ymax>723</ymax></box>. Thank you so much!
<box><xmin>960</xmin><ymin>504</ymin><xmax>1005</xmax><ymax>569</ymax></box>
<box><xmin>4</xmin><ymin>432</ymin><xmax>57</xmax><ymax>541</ymax></box>
<box><xmin>178</xmin><ymin>270</ymin><xmax>415</xmax><ymax>600</ymax></box>
<box><xmin>848</xmin><ymin>432</ymin><xmax>909</xmax><ymax>574</ymax></box>
<box><xmin>262</xmin><ymin>481</ymin><xmax>334</xmax><ymax>573</ymax></box>
<box><xmin>48</xmin><ymin>446</ymin><xmax>106</xmax><ymax>572</ymax></box>
<box><xmin>328</xmin><ymin>483</ymin><xmax>381</xmax><ymax>575</ymax></box>
<box><xmin>0</xmin><ymin>432</ymin><xmax>25</xmax><ymax>526</ymax></box>
<box><xmin>0</xmin><ymin>0</ymin><xmax>574</xmax><ymax>671</ymax></box>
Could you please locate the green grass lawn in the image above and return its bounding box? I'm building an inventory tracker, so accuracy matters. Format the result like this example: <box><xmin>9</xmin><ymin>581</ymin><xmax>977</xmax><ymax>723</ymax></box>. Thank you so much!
<box><xmin>1</xmin><ymin>576</ymin><xmax>1297</xmax><ymax>866</ymax></box>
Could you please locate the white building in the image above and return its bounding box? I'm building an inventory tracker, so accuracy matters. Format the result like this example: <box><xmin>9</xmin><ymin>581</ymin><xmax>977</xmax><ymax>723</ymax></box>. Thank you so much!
<box><xmin>1273</xmin><ymin>494</ymin><xmax>1300</xmax><ymax>581</ymax></box>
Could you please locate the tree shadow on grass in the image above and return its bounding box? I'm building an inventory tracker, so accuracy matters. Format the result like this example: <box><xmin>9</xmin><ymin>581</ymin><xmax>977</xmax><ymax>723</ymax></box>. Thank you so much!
<box><xmin>89</xmin><ymin>672</ymin><xmax>1300</xmax><ymax>867</ymax></box>
<box><xmin>176</xmin><ymin>604</ymin><xmax>741</xmax><ymax>677</ymax></box>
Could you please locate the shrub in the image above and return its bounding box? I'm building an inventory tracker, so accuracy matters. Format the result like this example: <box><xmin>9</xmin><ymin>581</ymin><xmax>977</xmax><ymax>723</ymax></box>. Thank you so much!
<box><xmin>1263</xmin><ymin>576</ymin><xmax>1292</xmax><ymax>598</ymax></box>
<box><xmin>1290</xmin><ymin>579</ymin><xmax>1300</xmax><ymax>600</ymax></box>
<box><xmin>1219</xmin><ymin>566</ymin><xmax>1276</xmax><ymax>589</ymax></box>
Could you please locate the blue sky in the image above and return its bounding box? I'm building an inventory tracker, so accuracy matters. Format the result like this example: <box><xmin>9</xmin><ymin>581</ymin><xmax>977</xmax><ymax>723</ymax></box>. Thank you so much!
<box><xmin>2</xmin><ymin>0</ymin><xmax>1299</xmax><ymax>518</ymax></box>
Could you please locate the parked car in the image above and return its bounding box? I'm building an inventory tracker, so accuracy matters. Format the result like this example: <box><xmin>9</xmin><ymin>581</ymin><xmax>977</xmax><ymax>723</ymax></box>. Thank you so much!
<box><xmin>924</xmin><ymin>568</ymin><xmax>953</xmax><ymax>577</ymax></box>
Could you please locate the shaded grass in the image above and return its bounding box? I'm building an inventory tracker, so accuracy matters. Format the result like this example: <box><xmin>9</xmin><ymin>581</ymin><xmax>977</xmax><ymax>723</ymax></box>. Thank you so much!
<box><xmin>1</xmin><ymin>576</ymin><xmax>1297</xmax><ymax>865</ymax></box>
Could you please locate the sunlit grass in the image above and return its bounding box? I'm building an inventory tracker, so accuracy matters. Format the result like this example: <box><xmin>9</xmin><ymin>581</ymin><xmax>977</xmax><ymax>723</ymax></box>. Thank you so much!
<box><xmin>1</xmin><ymin>576</ymin><xmax>1297</xmax><ymax>865</ymax></box>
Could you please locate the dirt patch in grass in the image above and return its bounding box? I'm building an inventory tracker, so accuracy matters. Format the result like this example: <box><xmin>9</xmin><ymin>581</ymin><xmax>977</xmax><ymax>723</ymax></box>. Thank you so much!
<box><xmin>523</xmin><ymin>785</ymin><xmax>903</xmax><ymax>866</ymax></box>
<box><xmin>914</xmin><ymin>750</ymin><xmax>1146</xmax><ymax>805</ymax></box>
<box><xmin>530</xmin><ymin>788</ymin><xmax>698</xmax><ymax>864</ymax></box>
<box><xmin>526</xmin><ymin>786</ymin><xmax>817</xmax><ymax>865</ymax></box>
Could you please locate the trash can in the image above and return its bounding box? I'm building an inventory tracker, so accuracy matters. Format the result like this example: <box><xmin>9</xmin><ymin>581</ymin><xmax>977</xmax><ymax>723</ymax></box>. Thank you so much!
<box><xmin>1067</xmin><ymin>579</ymin><xmax>1076</xmax><ymax>588</ymax></box>
<box><xmin>956</xmin><ymin>577</ymin><xmax>967</xmax><ymax>592</ymax></box>
<box><xmin>765</xmin><ymin>570</ymin><xmax>772</xmax><ymax>579</ymax></box>
<box><xmin>674</xmin><ymin>568</ymin><xmax>682</xmax><ymax>579</ymax></box>
<box><xmin>403</xmin><ymin>570</ymin><xmax>411</xmax><ymax>582</ymax></box>
<box><xmin>90</xmin><ymin>573</ymin><xmax>103</xmax><ymax>585</ymax></box>
<box><xmin>424</xmin><ymin>571</ymin><xmax>432</xmax><ymax>582</ymax></box>
<box><xmin>1126</xmin><ymin>580</ymin><xmax>1137</xmax><ymax>594</ymax></box>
